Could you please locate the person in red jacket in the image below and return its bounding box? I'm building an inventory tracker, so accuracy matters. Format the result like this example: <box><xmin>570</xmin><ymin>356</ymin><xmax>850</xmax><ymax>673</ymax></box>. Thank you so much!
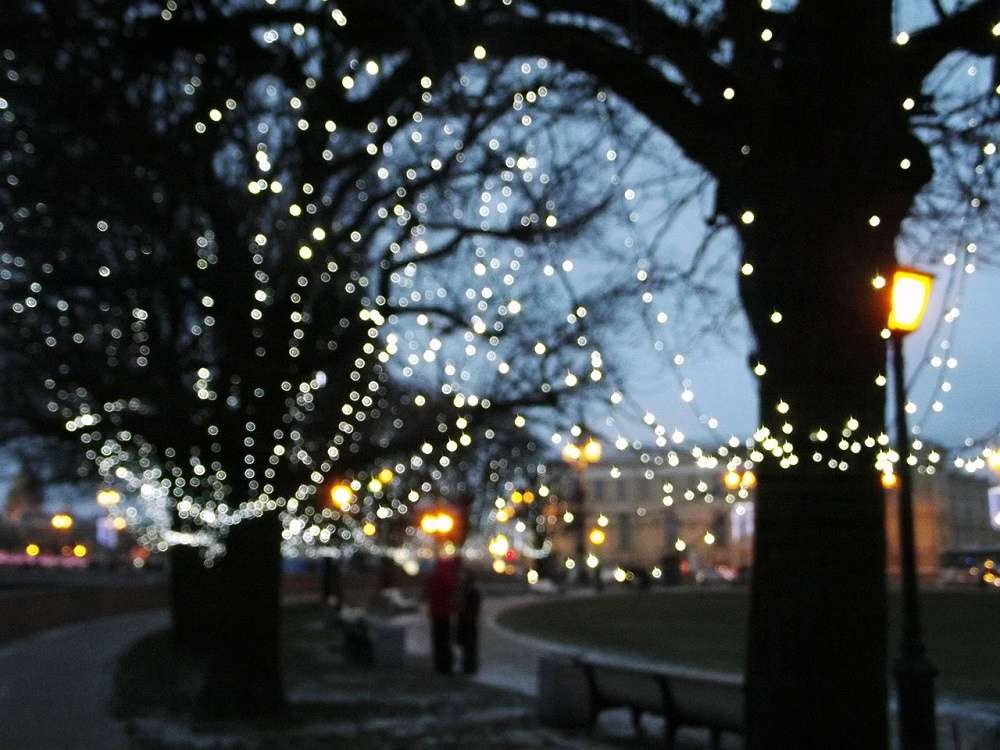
<box><xmin>425</xmin><ymin>557</ymin><xmax>458</xmax><ymax>674</ymax></box>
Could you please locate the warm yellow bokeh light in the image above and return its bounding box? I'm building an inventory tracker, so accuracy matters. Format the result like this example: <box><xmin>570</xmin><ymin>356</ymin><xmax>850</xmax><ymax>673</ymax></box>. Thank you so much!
<box><xmin>987</xmin><ymin>450</ymin><xmax>1000</xmax><ymax>473</ymax></box>
<box><xmin>588</xmin><ymin>527</ymin><xmax>606</xmax><ymax>546</ymax></box>
<box><xmin>330</xmin><ymin>483</ymin><xmax>355</xmax><ymax>511</ymax></box>
<box><xmin>377</xmin><ymin>468</ymin><xmax>394</xmax><ymax>485</ymax></box>
<box><xmin>582</xmin><ymin>437</ymin><xmax>602</xmax><ymax>464</ymax></box>
<box><xmin>51</xmin><ymin>513</ymin><xmax>73</xmax><ymax>530</ymax></box>
<box><xmin>97</xmin><ymin>488</ymin><xmax>121</xmax><ymax>507</ymax></box>
<box><xmin>723</xmin><ymin>470</ymin><xmax>742</xmax><ymax>490</ymax></box>
<box><xmin>436</xmin><ymin>513</ymin><xmax>455</xmax><ymax>534</ymax></box>
<box><xmin>561</xmin><ymin>442</ymin><xmax>581</xmax><ymax>463</ymax></box>
<box><xmin>488</xmin><ymin>533</ymin><xmax>510</xmax><ymax>557</ymax></box>
<box><xmin>72</xmin><ymin>544</ymin><xmax>88</xmax><ymax>558</ymax></box>
<box><xmin>25</xmin><ymin>543</ymin><xmax>40</xmax><ymax>557</ymax></box>
<box><xmin>420</xmin><ymin>511</ymin><xmax>456</xmax><ymax>536</ymax></box>
<box><xmin>881</xmin><ymin>472</ymin><xmax>898</xmax><ymax>489</ymax></box>
<box><xmin>888</xmin><ymin>269</ymin><xmax>933</xmax><ymax>333</ymax></box>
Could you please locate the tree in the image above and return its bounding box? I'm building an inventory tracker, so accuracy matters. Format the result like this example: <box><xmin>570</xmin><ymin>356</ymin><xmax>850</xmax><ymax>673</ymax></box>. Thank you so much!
<box><xmin>103</xmin><ymin>0</ymin><xmax>996</xmax><ymax>745</ymax></box>
<box><xmin>0</xmin><ymin>0</ymin><xmax>652</xmax><ymax>718</ymax></box>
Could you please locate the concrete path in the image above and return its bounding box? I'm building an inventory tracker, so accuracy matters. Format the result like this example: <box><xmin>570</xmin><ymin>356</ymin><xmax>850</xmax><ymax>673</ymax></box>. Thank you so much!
<box><xmin>404</xmin><ymin>594</ymin><xmax>542</xmax><ymax>695</ymax></box>
<box><xmin>0</xmin><ymin>610</ymin><xmax>168</xmax><ymax>750</ymax></box>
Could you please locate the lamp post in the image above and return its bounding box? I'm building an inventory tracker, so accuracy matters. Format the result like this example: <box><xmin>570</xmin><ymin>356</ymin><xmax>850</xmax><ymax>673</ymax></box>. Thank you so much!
<box><xmin>562</xmin><ymin>436</ymin><xmax>601</xmax><ymax>587</ymax></box>
<box><xmin>887</xmin><ymin>267</ymin><xmax>937</xmax><ymax>750</ymax></box>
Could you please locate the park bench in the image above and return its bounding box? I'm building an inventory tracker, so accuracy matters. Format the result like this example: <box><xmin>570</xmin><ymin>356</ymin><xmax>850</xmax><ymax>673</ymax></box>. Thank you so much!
<box><xmin>577</xmin><ymin>654</ymin><xmax>744</xmax><ymax>749</ymax></box>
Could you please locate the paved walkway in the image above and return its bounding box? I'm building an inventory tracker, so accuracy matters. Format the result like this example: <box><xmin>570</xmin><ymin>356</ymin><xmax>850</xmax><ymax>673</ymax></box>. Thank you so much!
<box><xmin>0</xmin><ymin>610</ymin><xmax>168</xmax><ymax>750</ymax></box>
<box><xmin>405</xmin><ymin>594</ymin><xmax>543</xmax><ymax>695</ymax></box>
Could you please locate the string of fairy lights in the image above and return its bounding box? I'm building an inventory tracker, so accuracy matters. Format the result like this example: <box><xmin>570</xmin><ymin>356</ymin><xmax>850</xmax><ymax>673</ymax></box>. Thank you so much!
<box><xmin>2</xmin><ymin>5</ymin><xmax>997</xmax><ymax>569</ymax></box>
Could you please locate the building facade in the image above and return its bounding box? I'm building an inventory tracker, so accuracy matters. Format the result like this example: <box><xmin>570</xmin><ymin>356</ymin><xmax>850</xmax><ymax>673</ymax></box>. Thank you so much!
<box><xmin>548</xmin><ymin>453</ymin><xmax>997</xmax><ymax>580</ymax></box>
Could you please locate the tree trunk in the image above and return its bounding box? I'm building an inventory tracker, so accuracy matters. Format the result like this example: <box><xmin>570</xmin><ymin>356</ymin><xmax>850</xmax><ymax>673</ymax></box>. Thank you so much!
<box><xmin>736</xmin><ymin>184</ymin><xmax>904</xmax><ymax>748</ymax></box>
<box><xmin>169</xmin><ymin>544</ymin><xmax>222</xmax><ymax>650</ymax></box>
<box><xmin>196</xmin><ymin>512</ymin><xmax>286</xmax><ymax>719</ymax></box>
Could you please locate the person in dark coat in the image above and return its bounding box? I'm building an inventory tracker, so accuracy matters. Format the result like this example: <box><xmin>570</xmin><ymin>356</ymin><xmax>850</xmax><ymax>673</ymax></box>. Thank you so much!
<box><xmin>425</xmin><ymin>557</ymin><xmax>458</xmax><ymax>674</ymax></box>
<box><xmin>455</xmin><ymin>570</ymin><xmax>482</xmax><ymax>674</ymax></box>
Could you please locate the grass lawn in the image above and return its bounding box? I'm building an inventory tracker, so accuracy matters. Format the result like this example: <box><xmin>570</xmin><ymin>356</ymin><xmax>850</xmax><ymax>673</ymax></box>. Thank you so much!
<box><xmin>497</xmin><ymin>589</ymin><xmax>1000</xmax><ymax>703</ymax></box>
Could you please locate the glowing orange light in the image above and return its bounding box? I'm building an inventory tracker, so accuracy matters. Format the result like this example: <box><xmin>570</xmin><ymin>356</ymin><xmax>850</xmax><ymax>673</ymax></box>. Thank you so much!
<box><xmin>881</xmin><ymin>472</ymin><xmax>898</xmax><ymax>489</ymax></box>
<box><xmin>582</xmin><ymin>438</ymin><xmax>602</xmax><ymax>464</ymax></box>
<box><xmin>888</xmin><ymin>268</ymin><xmax>933</xmax><ymax>333</ymax></box>
<box><xmin>330</xmin><ymin>483</ymin><xmax>355</xmax><ymax>511</ymax></box>
<box><xmin>741</xmin><ymin>470</ymin><xmax>757</xmax><ymax>489</ymax></box>
<box><xmin>561</xmin><ymin>443</ymin><xmax>582</xmax><ymax>463</ymax></box>
<box><xmin>723</xmin><ymin>470</ymin><xmax>742</xmax><ymax>490</ymax></box>
<box><xmin>588</xmin><ymin>528</ymin><xmax>606</xmax><ymax>546</ymax></box>
<box><xmin>436</xmin><ymin>513</ymin><xmax>455</xmax><ymax>534</ymax></box>
<box><xmin>988</xmin><ymin>450</ymin><xmax>1000</xmax><ymax>474</ymax></box>
<box><xmin>420</xmin><ymin>511</ymin><xmax>456</xmax><ymax>536</ymax></box>
<box><xmin>96</xmin><ymin>488</ymin><xmax>121</xmax><ymax>508</ymax></box>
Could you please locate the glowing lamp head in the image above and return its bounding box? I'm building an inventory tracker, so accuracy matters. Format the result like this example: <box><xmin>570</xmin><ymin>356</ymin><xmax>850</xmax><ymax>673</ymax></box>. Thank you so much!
<box><xmin>97</xmin><ymin>488</ymin><xmax>121</xmax><ymax>508</ymax></box>
<box><xmin>888</xmin><ymin>268</ymin><xmax>933</xmax><ymax>334</ymax></box>
<box><xmin>723</xmin><ymin>470</ymin><xmax>742</xmax><ymax>490</ymax></box>
<box><xmin>330</xmin><ymin>483</ymin><xmax>355</xmax><ymax>511</ymax></box>
<box><xmin>420</xmin><ymin>511</ymin><xmax>455</xmax><ymax>536</ymax></box>
<box><xmin>881</xmin><ymin>472</ymin><xmax>898</xmax><ymax>489</ymax></box>
<box><xmin>420</xmin><ymin>513</ymin><xmax>439</xmax><ymax>534</ymax></box>
<box><xmin>582</xmin><ymin>438</ymin><xmax>602</xmax><ymax>464</ymax></box>
<box><xmin>561</xmin><ymin>443</ymin><xmax>581</xmax><ymax>463</ymax></box>
<box><xmin>488</xmin><ymin>534</ymin><xmax>510</xmax><ymax>557</ymax></box>
<box><xmin>436</xmin><ymin>512</ymin><xmax>455</xmax><ymax>535</ymax></box>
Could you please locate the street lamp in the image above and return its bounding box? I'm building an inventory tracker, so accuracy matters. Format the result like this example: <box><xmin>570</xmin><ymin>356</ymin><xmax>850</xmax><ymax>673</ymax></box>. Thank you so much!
<box><xmin>420</xmin><ymin>510</ymin><xmax>456</xmax><ymax>537</ymax></box>
<box><xmin>329</xmin><ymin>482</ymin><xmax>355</xmax><ymax>511</ymax></box>
<box><xmin>887</xmin><ymin>266</ymin><xmax>936</xmax><ymax>750</ymax></box>
<box><xmin>97</xmin><ymin>488</ymin><xmax>121</xmax><ymax>508</ymax></box>
<box><xmin>561</xmin><ymin>435</ymin><xmax>601</xmax><ymax>587</ymax></box>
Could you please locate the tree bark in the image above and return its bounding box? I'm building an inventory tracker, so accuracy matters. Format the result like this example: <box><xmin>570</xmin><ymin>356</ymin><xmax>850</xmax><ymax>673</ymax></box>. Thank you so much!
<box><xmin>195</xmin><ymin>512</ymin><xmax>286</xmax><ymax>719</ymax></box>
<box><xmin>169</xmin><ymin>544</ymin><xmax>222</xmax><ymax>651</ymax></box>
<box><xmin>735</xmin><ymin>184</ymin><xmax>904</xmax><ymax>748</ymax></box>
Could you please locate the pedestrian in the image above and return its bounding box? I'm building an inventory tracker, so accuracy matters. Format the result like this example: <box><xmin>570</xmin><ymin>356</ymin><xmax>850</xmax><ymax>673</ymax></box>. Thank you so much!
<box><xmin>425</xmin><ymin>557</ymin><xmax>458</xmax><ymax>674</ymax></box>
<box><xmin>455</xmin><ymin>569</ymin><xmax>482</xmax><ymax>674</ymax></box>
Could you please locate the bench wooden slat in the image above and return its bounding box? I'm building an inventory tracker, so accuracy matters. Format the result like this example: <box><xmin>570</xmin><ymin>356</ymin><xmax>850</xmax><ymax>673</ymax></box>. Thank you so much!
<box><xmin>576</xmin><ymin>655</ymin><xmax>744</xmax><ymax>748</ymax></box>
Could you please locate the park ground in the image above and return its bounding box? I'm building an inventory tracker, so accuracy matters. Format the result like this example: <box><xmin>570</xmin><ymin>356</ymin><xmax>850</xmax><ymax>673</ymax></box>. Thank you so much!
<box><xmin>497</xmin><ymin>588</ymin><xmax>1000</xmax><ymax>703</ymax></box>
<box><xmin>2</xmin><ymin>586</ymin><xmax>998</xmax><ymax>749</ymax></box>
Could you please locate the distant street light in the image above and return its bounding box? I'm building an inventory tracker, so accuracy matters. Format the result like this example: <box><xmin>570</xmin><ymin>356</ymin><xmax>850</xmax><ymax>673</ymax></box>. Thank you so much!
<box><xmin>887</xmin><ymin>266</ymin><xmax>937</xmax><ymax>750</ymax></box>
<box><xmin>51</xmin><ymin>513</ymin><xmax>73</xmax><ymax>530</ymax></box>
<box><xmin>419</xmin><ymin>510</ymin><xmax>456</xmax><ymax>537</ymax></box>
<box><xmin>96</xmin><ymin>488</ymin><xmax>121</xmax><ymax>508</ymax></box>
<box><xmin>329</xmin><ymin>482</ymin><xmax>355</xmax><ymax>511</ymax></box>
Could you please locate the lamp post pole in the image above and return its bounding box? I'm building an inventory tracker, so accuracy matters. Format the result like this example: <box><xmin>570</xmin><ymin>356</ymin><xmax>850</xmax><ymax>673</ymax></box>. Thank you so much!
<box><xmin>891</xmin><ymin>332</ymin><xmax>937</xmax><ymax>750</ymax></box>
